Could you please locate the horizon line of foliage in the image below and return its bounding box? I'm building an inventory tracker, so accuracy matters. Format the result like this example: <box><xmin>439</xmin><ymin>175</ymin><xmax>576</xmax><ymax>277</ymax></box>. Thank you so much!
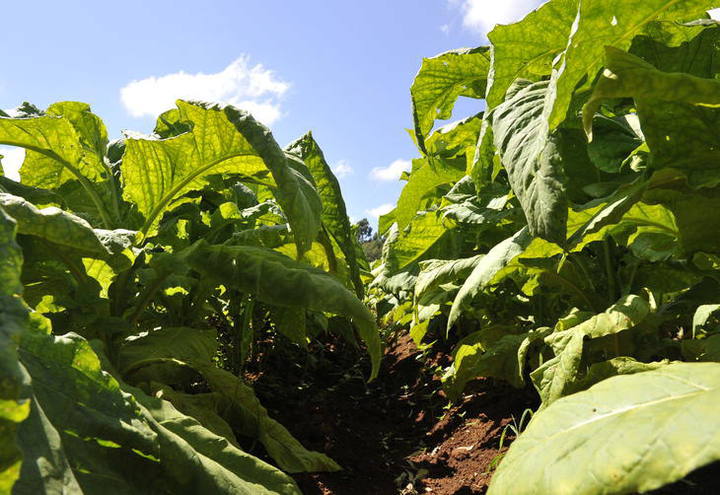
<box><xmin>0</xmin><ymin>100</ymin><xmax>381</xmax><ymax>493</ymax></box>
<box><xmin>369</xmin><ymin>0</ymin><xmax>720</xmax><ymax>493</ymax></box>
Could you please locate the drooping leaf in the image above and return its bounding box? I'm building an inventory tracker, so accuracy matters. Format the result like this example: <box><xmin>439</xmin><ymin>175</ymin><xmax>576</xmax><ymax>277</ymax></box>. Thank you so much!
<box><xmin>485</xmin><ymin>0</ymin><xmax>578</xmax><ymax>108</ymax></box>
<box><xmin>531</xmin><ymin>295</ymin><xmax>651</xmax><ymax>405</ymax></box>
<box><xmin>443</xmin><ymin>332</ymin><xmax>530</xmax><ymax>399</ymax></box>
<box><xmin>14</xmin><ymin>326</ymin><xmax>301</xmax><ymax>495</ymax></box>
<box><xmin>197</xmin><ymin>365</ymin><xmax>340</xmax><ymax>474</ymax></box>
<box><xmin>490</xmin><ymin>363</ymin><xmax>720</xmax><ymax>495</ymax></box>
<box><xmin>122</xmin><ymin>101</ymin><xmax>321</xmax><ymax>252</ymax></box>
<box><xmin>411</xmin><ymin>47</ymin><xmax>491</xmax><ymax>151</ymax></box>
<box><xmin>549</xmin><ymin>0</ymin><xmax>717</xmax><ymax>129</ymax></box>
<box><xmin>415</xmin><ymin>255</ymin><xmax>483</xmax><ymax>303</ymax></box>
<box><xmin>185</xmin><ymin>241</ymin><xmax>381</xmax><ymax>379</ymax></box>
<box><xmin>0</xmin><ymin>192</ymin><xmax>135</xmax><ymax>259</ymax></box>
<box><xmin>448</xmin><ymin>228</ymin><xmax>531</xmax><ymax>331</ymax></box>
<box><xmin>285</xmin><ymin>133</ymin><xmax>364</xmax><ymax>297</ymax></box>
<box><xmin>115</xmin><ymin>327</ymin><xmax>218</xmax><ymax>379</ymax></box>
<box><xmin>491</xmin><ymin>80</ymin><xmax>567</xmax><ymax>243</ymax></box>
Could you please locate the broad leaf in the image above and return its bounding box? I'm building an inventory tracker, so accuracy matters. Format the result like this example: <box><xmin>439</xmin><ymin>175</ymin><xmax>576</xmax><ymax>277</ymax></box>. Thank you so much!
<box><xmin>185</xmin><ymin>241</ymin><xmax>381</xmax><ymax>379</ymax></box>
<box><xmin>485</xmin><ymin>0</ymin><xmax>578</xmax><ymax>108</ymax></box>
<box><xmin>122</xmin><ymin>101</ymin><xmax>321</xmax><ymax>252</ymax></box>
<box><xmin>286</xmin><ymin>133</ymin><xmax>364</xmax><ymax>297</ymax></box>
<box><xmin>448</xmin><ymin>228</ymin><xmax>531</xmax><ymax>331</ymax></box>
<box><xmin>549</xmin><ymin>0</ymin><xmax>717</xmax><ymax>129</ymax></box>
<box><xmin>491</xmin><ymin>80</ymin><xmax>567</xmax><ymax>243</ymax></box>
<box><xmin>490</xmin><ymin>363</ymin><xmax>720</xmax><ymax>495</ymax></box>
<box><xmin>411</xmin><ymin>47</ymin><xmax>491</xmax><ymax>151</ymax></box>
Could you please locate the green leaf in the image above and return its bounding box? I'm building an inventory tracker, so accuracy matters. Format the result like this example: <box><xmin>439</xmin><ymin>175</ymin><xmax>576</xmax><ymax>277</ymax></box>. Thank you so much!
<box><xmin>393</xmin><ymin>158</ymin><xmax>465</xmax><ymax>231</ymax></box>
<box><xmin>116</xmin><ymin>327</ymin><xmax>218</xmax><ymax>378</ymax></box>
<box><xmin>0</xmin><ymin>207</ymin><xmax>30</xmax><ymax>493</ymax></box>
<box><xmin>411</xmin><ymin>47</ymin><xmax>491</xmax><ymax>151</ymax></box>
<box><xmin>550</xmin><ymin>0</ymin><xmax>717</xmax><ymax>129</ymax></box>
<box><xmin>0</xmin><ymin>192</ymin><xmax>135</xmax><ymax>259</ymax></box>
<box><xmin>683</xmin><ymin>334</ymin><xmax>720</xmax><ymax>362</ymax></box>
<box><xmin>415</xmin><ymin>255</ymin><xmax>483</xmax><ymax>303</ymax></box>
<box><xmin>386</xmin><ymin>211</ymin><xmax>458</xmax><ymax>273</ymax></box>
<box><xmin>0</xmin><ymin>102</ymin><xmax>114</xmax><ymax>226</ymax></box>
<box><xmin>443</xmin><ymin>332</ymin><xmax>530</xmax><ymax>399</ymax></box>
<box><xmin>448</xmin><ymin>228</ymin><xmax>531</xmax><ymax>331</ymax></box>
<box><xmin>122</xmin><ymin>101</ymin><xmax>321</xmax><ymax>251</ymax></box>
<box><xmin>586</xmin><ymin>49</ymin><xmax>720</xmax><ymax>192</ymax></box>
<box><xmin>564</xmin><ymin>357</ymin><xmax>670</xmax><ymax>395</ymax></box>
<box><xmin>532</xmin><ymin>295</ymin><xmax>651</xmax><ymax>405</ymax></box>
<box><xmin>489</xmin><ymin>363</ymin><xmax>720</xmax><ymax>495</ymax></box>
<box><xmin>185</xmin><ymin>241</ymin><xmax>381</xmax><ymax>380</ymax></box>
<box><xmin>491</xmin><ymin>80</ymin><xmax>567</xmax><ymax>243</ymax></box>
<box><xmin>285</xmin><ymin>133</ymin><xmax>364</xmax><ymax>297</ymax></box>
<box><xmin>269</xmin><ymin>306</ymin><xmax>307</xmax><ymax>347</ymax></box>
<box><xmin>485</xmin><ymin>0</ymin><xmax>578</xmax><ymax>108</ymax></box>
<box><xmin>197</xmin><ymin>365</ymin><xmax>340</xmax><ymax>474</ymax></box>
<box><xmin>15</xmin><ymin>327</ymin><xmax>301</xmax><ymax>494</ymax></box>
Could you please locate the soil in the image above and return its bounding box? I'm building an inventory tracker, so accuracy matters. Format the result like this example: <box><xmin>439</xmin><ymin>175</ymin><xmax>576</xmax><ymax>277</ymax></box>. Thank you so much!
<box><xmin>242</xmin><ymin>332</ymin><xmax>720</xmax><ymax>494</ymax></box>
<box><xmin>247</xmin><ymin>333</ymin><xmax>537</xmax><ymax>494</ymax></box>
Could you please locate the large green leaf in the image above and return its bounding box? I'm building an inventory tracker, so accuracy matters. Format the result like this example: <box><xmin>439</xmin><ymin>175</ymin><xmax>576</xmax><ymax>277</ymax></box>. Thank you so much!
<box><xmin>14</xmin><ymin>327</ymin><xmax>300</xmax><ymax>495</ymax></box>
<box><xmin>585</xmin><ymin>47</ymin><xmax>720</xmax><ymax>188</ymax></box>
<box><xmin>411</xmin><ymin>47</ymin><xmax>491</xmax><ymax>151</ymax></box>
<box><xmin>393</xmin><ymin>158</ymin><xmax>465</xmax><ymax>231</ymax></box>
<box><xmin>549</xmin><ymin>0</ymin><xmax>718</xmax><ymax>129</ymax></box>
<box><xmin>185</xmin><ymin>241</ymin><xmax>381</xmax><ymax>379</ymax></box>
<box><xmin>414</xmin><ymin>255</ymin><xmax>483</xmax><ymax>303</ymax></box>
<box><xmin>448</xmin><ymin>228</ymin><xmax>531</xmax><ymax>331</ymax></box>
<box><xmin>531</xmin><ymin>295</ymin><xmax>651</xmax><ymax>405</ymax></box>
<box><xmin>443</xmin><ymin>332</ymin><xmax>533</xmax><ymax>400</ymax></box>
<box><xmin>489</xmin><ymin>362</ymin><xmax>720</xmax><ymax>495</ymax></box>
<box><xmin>197</xmin><ymin>366</ymin><xmax>341</xmax><ymax>474</ymax></box>
<box><xmin>122</xmin><ymin>101</ymin><xmax>321</xmax><ymax>252</ymax></box>
<box><xmin>285</xmin><ymin>133</ymin><xmax>364</xmax><ymax>297</ymax></box>
<box><xmin>0</xmin><ymin>207</ymin><xmax>30</xmax><ymax>492</ymax></box>
<box><xmin>386</xmin><ymin>210</ymin><xmax>458</xmax><ymax>273</ymax></box>
<box><xmin>0</xmin><ymin>192</ymin><xmax>135</xmax><ymax>259</ymax></box>
<box><xmin>0</xmin><ymin>102</ymin><xmax>114</xmax><ymax>226</ymax></box>
<box><xmin>485</xmin><ymin>0</ymin><xmax>578</xmax><ymax>108</ymax></box>
<box><xmin>115</xmin><ymin>327</ymin><xmax>218</xmax><ymax>378</ymax></box>
<box><xmin>491</xmin><ymin>80</ymin><xmax>567</xmax><ymax>243</ymax></box>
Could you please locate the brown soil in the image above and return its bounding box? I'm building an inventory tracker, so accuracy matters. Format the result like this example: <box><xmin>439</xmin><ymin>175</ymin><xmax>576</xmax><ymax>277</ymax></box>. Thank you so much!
<box><xmin>248</xmin><ymin>334</ymin><xmax>537</xmax><ymax>494</ymax></box>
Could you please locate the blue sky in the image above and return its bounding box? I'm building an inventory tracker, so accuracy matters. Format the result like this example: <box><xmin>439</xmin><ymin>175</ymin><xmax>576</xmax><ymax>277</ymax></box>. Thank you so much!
<box><xmin>0</xmin><ymin>0</ymin><xmax>545</xmax><ymax>226</ymax></box>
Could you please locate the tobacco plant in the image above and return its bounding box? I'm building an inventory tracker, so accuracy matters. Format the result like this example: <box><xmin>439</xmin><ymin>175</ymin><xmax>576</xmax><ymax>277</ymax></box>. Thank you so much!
<box><xmin>0</xmin><ymin>100</ymin><xmax>380</xmax><ymax>494</ymax></box>
<box><xmin>370</xmin><ymin>0</ymin><xmax>720</xmax><ymax>493</ymax></box>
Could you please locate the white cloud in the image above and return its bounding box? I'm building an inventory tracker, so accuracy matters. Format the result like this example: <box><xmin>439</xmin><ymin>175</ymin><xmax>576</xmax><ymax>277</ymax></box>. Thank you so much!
<box><xmin>120</xmin><ymin>56</ymin><xmax>290</xmax><ymax>126</ymax></box>
<box><xmin>440</xmin><ymin>24</ymin><xmax>450</xmax><ymax>34</ymax></box>
<box><xmin>331</xmin><ymin>160</ymin><xmax>354</xmax><ymax>179</ymax></box>
<box><xmin>451</xmin><ymin>0</ymin><xmax>543</xmax><ymax>36</ymax></box>
<box><xmin>370</xmin><ymin>159</ymin><xmax>411</xmax><ymax>181</ymax></box>
<box><xmin>367</xmin><ymin>203</ymin><xmax>394</xmax><ymax>218</ymax></box>
<box><xmin>0</xmin><ymin>146</ymin><xmax>24</xmax><ymax>181</ymax></box>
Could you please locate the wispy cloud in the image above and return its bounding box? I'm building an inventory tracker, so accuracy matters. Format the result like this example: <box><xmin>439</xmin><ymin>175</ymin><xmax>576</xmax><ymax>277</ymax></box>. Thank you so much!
<box><xmin>0</xmin><ymin>146</ymin><xmax>24</xmax><ymax>181</ymax></box>
<box><xmin>331</xmin><ymin>160</ymin><xmax>354</xmax><ymax>179</ymax></box>
<box><xmin>367</xmin><ymin>203</ymin><xmax>394</xmax><ymax>218</ymax></box>
<box><xmin>370</xmin><ymin>159</ymin><xmax>411</xmax><ymax>181</ymax></box>
<box><xmin>120</xmin><ymin>56</ymin><xmax>290</xmax><ymax>126</ymax></box>
<box><xmin>449</xmin><ymin>0</ymin><xmax>543</xmax><ymax>36</ymax></box>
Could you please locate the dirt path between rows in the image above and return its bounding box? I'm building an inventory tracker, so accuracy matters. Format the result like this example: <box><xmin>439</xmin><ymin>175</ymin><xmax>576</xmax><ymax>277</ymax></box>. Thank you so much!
<box><xmin>248</xmin><ymin>335</ymin><xmax>537</xmax><ymax>494</ymax></box>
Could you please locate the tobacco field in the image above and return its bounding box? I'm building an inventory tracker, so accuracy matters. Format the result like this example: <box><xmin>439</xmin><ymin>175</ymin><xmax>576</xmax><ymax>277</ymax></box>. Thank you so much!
<box><xmin>4</xmin><ymin>0</ymin><xmax>720</xmax><ymax>493</ymax></box>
